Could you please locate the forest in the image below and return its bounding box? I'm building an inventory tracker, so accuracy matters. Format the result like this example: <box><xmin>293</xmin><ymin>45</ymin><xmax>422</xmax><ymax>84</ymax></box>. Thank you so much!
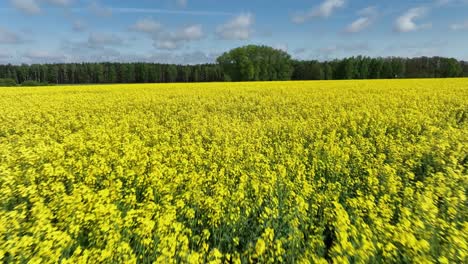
<box><xmin>0</xmin><ymin>45</ymin><xmax>467</xmax><ymax>86</ymax></box>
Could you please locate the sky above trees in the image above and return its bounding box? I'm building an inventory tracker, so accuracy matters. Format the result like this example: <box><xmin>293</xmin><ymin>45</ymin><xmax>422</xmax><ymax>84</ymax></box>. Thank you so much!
<box><xmin>1</xmin><ymin>0</ymin><xmax>468</xmax><ymax>64</ymax></box>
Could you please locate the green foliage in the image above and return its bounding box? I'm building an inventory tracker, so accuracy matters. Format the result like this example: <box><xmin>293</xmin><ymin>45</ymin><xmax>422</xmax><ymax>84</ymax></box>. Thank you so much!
<box><xmin>0</xmin><ymin>78</ymin><xmax>17</xmax><ymax>87</ymax></box>
<box><xmin>0</xmin><ymin>53</ymin><xmax>466</xmax><ymax>85</ymax></box>
<box><xmin>21</xmin><ymin>80</ymin><xmax>50</xmax><ymax>86</ymax></box>
<box><xmin>217</xmin><ymin>45</ymin><xmax>294</xmax><ymax>81</ymax></box>
<box><xmin>294</xmin><ymin>56</ymin><xmax>466</xmax><ymax>80</ymax></box>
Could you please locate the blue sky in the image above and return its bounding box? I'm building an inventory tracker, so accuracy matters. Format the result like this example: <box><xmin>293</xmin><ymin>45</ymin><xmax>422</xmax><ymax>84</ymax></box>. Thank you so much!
<box><xmin>1</xmin><ymin>0</ymin><xmax>468</xmax><ymax>64</ymax></box>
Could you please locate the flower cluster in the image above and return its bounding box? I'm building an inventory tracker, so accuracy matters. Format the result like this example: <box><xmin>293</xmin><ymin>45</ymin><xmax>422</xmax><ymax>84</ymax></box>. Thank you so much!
<box><xmin>0</xmin><ymin>79</ymin><xmax>466</xmax><ymax>263</ymax></box>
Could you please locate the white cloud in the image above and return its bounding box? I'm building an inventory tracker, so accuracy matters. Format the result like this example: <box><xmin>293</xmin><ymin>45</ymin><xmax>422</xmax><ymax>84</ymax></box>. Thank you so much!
<box><xmin>154</xmin><ymin>24</ymin><xmax>204</xmax><ymax>50</ymax></box>
<box><xmin>315</xmin><ymin>0</ymin><xmax>346</xmax><ymax>17</ymax></box>
<box><xmin>216</xmin><ymin>13</ymin><xmax>254</xmax><ymax>40</ymax></box>
<box><xmin>122</xmin><ymin>51</ymin><xmax>217</xmax><ymax>65</ymax></box>
<box><xmin>345</xmin><ymin>17</ymin><xmax>372</xmax><ymax>33</ymax></box>
<box><xmin>129</xmin><ymin>18</ymin><xmax>204</xmax><ymax>50</ymax></box>
<box><xmin>87</xmin><ymin>32</ymin><xmax>124</xmax><ymax>48</ymax></box>
<box><xmin>176</xmin><ymin>0</ymin><xmax>187</xmax><ymax>8</ymax></box>
<box><xmin>23</xmin><ymin>50</ymin><xmax>68</xmax><ymax>63</ymax></box>
<box><xmin>292</xmin><ymin>0</ymin><xmax>345</xmax><ymax>23</ymax></box>
<box><xmin>273</xmin><ymin>44</ymin><xmax>288</xmax><ymax>52</ymax></box>
<box><xmin>0</xmin><ymin>51</ymin><xmax>12</xmax><ymax>59</ymax></box>
<box><xmin>148</xmin><ymin>51</ymin><xmax>218</xmax><ymax>65</ymax></box>
<box><xmin>316</xmin><ymin>42</ymin><xmax>371</xmax><ymax>59</ymax></box>
<box><xmin>111</xmin><ymin>8</ymin><xmax>232</xmax><ymax>16</ymax></box>
<box><xmin>61</xmin><ymin>38</ymin><xmax>122</xmax><ymax>60</ymax></box>
<box><xmin>434</xmin><ymin>0</ymin><xmax>468</xmax><ymax>6</ymax></box>
<box><xmin>294</xmin><ymin>48</ymin><xmax>307</xmax><ymax>54</ymax></box>
<box><xmin>358</xmin><ymin>6</ymin><xmax>377</xmax><ymax>17</ymax></box>
<box><xmin>450</xmin><ymin>21</ymin><xmax>468</xmax><ymax>30</ymax></box>
<box><xmin>9</xmin><ymin>0</ymin><xmax>74</xmax><ymax>15</ymax></box>
<box><xmin>18</xmin><ymin>49</ymin><xmax>217</xmax><ymax>65</ymax></box>
<box><xmin>60</xmin><ymin>34</ymin><xmax>131</xmax><ymax>64</ymax></box>
<box><xmin>10</xmin><ymin>0</ymin><xmax>41</xmax><ymax>14</ymax></box>
<box><xmin>72</xmin><ymin>20</ymin><xmax>86</xmax><ymax>32</ymax></box>
<box><xmin>0</xmin><ymin>51</ymin><xmax>13</xmax><ymax>63</ymax></box>
<box><xmin>58</xmin><ymin>38</ymin><xmax>217</xmax><ymax>64</ymax></box>
<box><xmin>435</xmin><ymin>0</ymin><xmax>452</xmax><ymax>5</ymax></box>
<box><xmin>43</xmin><ymin>0</ymin><xmax>73</xmax><ymax>6</ymax></box>
<box><xmin>89</xmin><ymin>1</ymin><xmax>112</xmax><ymax>17</ymax></box>
<box><xmin>385</xmin><ymin>40</ymin><xmax>447</xmax><ymax>58</ymax></box>
<box><xmin>0</xmin><ymin>27</ymin><xmax>24</xmax><ymax>44</ymax></box>
<box><xmin>131</xmin><ymin>18</ymin><xmax>162</xmax><ymax>34</ymax></box>
<box><xmin>394</xmin><ymin>7</ymin><xmax>431</xmax><ymax>32</ymax></box>
<box><xmin>345</xmin><ymin>6</ymin><xmax>377</xmax><ymax>33</ymax></box>
<box><xmin>156</xmin><ymin>40</ymin><xmax>178</xmax><ymax>50</ymax></box>
<box><xmin>177</xmin><ymin>24</ymin><xmax>203</xmax><ymax>40</ymax></box>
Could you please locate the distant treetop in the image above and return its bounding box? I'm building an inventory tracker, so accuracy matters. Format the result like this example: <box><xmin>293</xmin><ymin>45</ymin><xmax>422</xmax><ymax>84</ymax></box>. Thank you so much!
<box><xmin>216</xmin><ymin>45</ymin><xmax>294</xmax><ymax>81</ymax></box>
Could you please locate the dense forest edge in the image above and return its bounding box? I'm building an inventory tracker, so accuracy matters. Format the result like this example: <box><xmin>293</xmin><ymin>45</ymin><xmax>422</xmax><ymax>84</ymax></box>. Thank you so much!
<box><xmin>1</xmin><ymin>45</ymin><xmax>467</xmax><ymax>86</ymax></box>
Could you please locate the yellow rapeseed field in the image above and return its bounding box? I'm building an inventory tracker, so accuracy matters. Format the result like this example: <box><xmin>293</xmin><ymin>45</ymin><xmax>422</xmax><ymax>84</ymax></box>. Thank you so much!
<box><xmin>0</xmin><ymin>79</ymin><xmax>467</xmax><ymax>263</ymax></box>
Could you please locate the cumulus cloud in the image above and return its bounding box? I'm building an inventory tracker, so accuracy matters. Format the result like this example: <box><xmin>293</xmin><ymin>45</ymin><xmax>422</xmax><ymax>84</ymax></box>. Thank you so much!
<box><xmin>345</xmin><ymin>18</ymin><xmax>372</xmax><ymax>33</ymax></box>
<box><xmin>344</xmin><ymin>6</ymin><xmax>377</xmax><ymax>33</ymax></box>
<box><xmin>130</xmin><ymin>18</ymin><xmax>162</xmax><ymax>34</ymax></box>
<box><xmin>177</xmin><ymin>25</ymin><xmax>204</xmax><ymax>40</ymax></box>
<box><xmin>394</xmin><ymin>7</ymin><xmax>431</xmax><ymax>32</ymax></box>
<box><xmin>292</xmin><ymin>0</ymin><xmax>345</xmax><ymax>24</ymax></box>
<box><xmin>130</xmin><ymin>17</ymin><xmax>204</xmax><ymax>50</ymax></box>
<box><xmin>216</xmin><ymin>13</ymin><xmax>254</xmax><ymax>40</ymax></box>
<box><xmin>450</xmin><ymin>21</ymin><xmax>468</xmax><ymax>30</ymax></box>
<box><xmin>0</xmin><ymin>27</ymin><xmax>24</xmax><ymax>44</ymax></box>
<box><xmin>154</xmin><ymin>24</ymin><xmax>204</xmax><ymax>50</ymax></box>
<box><xmin>10</xmin><ymin>0</ymin><xmax>41</xmax><ymax>14</ymax></box>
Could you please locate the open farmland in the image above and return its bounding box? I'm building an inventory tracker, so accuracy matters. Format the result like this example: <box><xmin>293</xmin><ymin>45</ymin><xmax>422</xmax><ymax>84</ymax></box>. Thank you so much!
<box><xmin>0</xmin><ymin>79</ymin><xmax>467</xmax><ymax>263</ymax></box>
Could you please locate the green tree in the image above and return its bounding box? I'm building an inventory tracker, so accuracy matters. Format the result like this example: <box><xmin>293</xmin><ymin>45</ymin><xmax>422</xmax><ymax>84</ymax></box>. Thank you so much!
<box><xmin>47</xmin><ymin>65</ymin><xmax>59</xmax><ymax>84</ymax></box>
<box><xmin>166</xmin><ymin>65</ymin><xmax>178</xmax><ymax>82</ymax></box>
<box><xmin>217</xmin><ymin>45</ymin><xmax>293</xmax><ymax>81</ymax></box>
<box><xmin>0</xmin><ymin>78</ymin><xmax>17</xmax><ymax>86</ymax></box>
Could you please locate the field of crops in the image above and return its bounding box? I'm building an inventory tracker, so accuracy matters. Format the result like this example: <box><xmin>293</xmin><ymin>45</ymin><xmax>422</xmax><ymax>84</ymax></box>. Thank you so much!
<box><xmin>0</xmin><ymin>79</ymin><xmax>467</xmax><ymax>263</ymax></box>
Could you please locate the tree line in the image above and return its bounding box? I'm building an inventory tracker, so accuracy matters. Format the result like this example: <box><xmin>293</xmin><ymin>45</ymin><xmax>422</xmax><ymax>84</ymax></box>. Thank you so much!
<box><xmin>293</xmin><ymin>56</ymin><xmax>467</xmax><ymax>80</ymax></box>
<box><xmin>0</xmin><ymin>45</ymin><xmax>467</xmax><ymax>86</ymax></box>
<box><xmin>0</xmin><ymin>63</ymin><xmax>223</xmax><ymax>86</ymax></box>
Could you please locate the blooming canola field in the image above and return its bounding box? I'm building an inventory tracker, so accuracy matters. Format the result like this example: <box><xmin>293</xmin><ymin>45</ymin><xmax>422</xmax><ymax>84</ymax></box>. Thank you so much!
<box><xmin>0</xmin><ymin>79</ymin><xmax>467</xmax><ymax>263</ymax></box>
